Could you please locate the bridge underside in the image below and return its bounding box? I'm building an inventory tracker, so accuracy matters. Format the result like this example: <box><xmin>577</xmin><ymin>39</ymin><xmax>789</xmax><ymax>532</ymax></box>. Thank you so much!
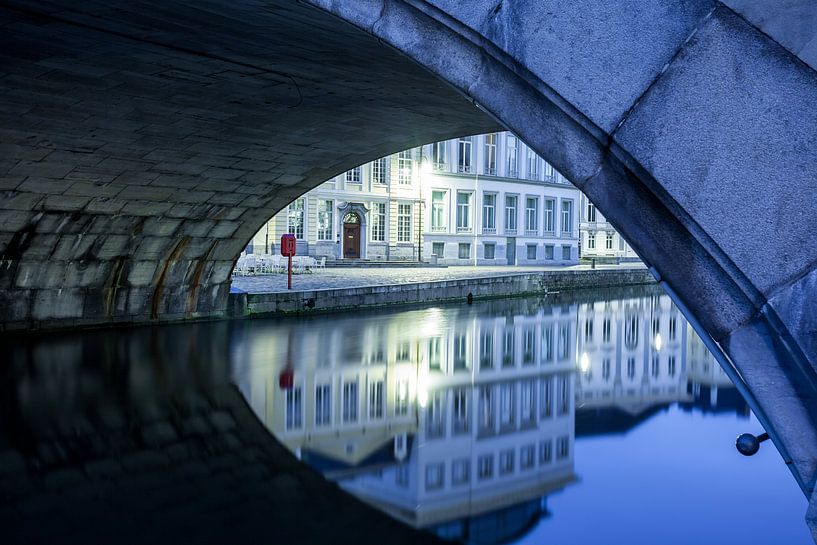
<box><xmin>1</xmin><ymin>0</ymin><xmax>817</xmax><ymax>537</ymax></box>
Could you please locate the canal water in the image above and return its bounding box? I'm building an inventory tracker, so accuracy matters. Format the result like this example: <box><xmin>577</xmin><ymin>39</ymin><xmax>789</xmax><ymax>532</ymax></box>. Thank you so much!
<box><xmin>0</xmin><ymin>284</ymin><xmax>810</xmax><ymax>544</ymax></box>
<box><xmin>230</xmin><ymin>284</ymin><xmax>810</xmax><ymax>545</ymax></box>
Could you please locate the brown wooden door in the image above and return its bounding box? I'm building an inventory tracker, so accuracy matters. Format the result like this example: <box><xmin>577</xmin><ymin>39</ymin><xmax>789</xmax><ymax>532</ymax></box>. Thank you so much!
<box><xmin>343</xmin><ymin>223</ymin><xmax>360</xmax><ymax>258</ymax></box>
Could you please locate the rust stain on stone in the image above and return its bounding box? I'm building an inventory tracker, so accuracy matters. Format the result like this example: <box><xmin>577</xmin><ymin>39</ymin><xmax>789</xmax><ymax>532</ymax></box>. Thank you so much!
<box><xmin>185</xmin><ymin>241</ymin><xmax>217</xmax><ymax>317</ymax></box>
<box><xmin>150</xmin><ymin>237</ymin><xmax>190</xmax><ymax>320</ymax></box>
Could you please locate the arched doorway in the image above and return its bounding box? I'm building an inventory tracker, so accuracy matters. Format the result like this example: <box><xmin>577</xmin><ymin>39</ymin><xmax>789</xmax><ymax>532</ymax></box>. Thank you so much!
<box><xmin>343</xmin><ymin>212</ymin><xmax>361</xmax><ymax>259</ymax></box>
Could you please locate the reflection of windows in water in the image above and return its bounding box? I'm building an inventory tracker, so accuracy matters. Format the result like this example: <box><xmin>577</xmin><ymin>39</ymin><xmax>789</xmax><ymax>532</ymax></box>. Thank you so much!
<box><xmin>425</xmin><ymin>463</ymin><xmax>444</xmax><ymax>491</ymax></box>
<box><xmin>627</xmin><ymin>357</ymin><xmax>636</xmax><ymax>380</ymax></box>
<box><xmin>315</xmin><ymin>384</ymin><xmax>331</xmax><ymax>426</ymax></box>
<box><xmin>584</xmin><ymin>319</ymin><xmax>593</xmax><ymax>343</ymax></box>
<box><xmin>396</xmin><ymin>464</ymin><xmax>409</xmax><ymax>487</ymax></box>
<box><xmin>397</xmin><ymin>341</ymin><xmax>411</xmax><ymax>363</ymax></box>
<box><xmin>500</xmin><ymin>383</ymin><xmax>515</xmax><ymax>427</ymax></box>
<box><xmin>603</xmin><ymin>317</ymin><xmax>611</xmax><ymax>343</ymax></box>
<box><xmin>369</xmin><ymin>380</ymin><xmax>384</xmax><ymax>419</ymax></box>
<box><xmin>523</xmin><ymin>328</ymin><xmax>536</xmax><ymax>365</ymax></box>
<box><xmin>557</xmin><ymin>323</ymin><xmax>570</xmax><ymax>360</ymax></box>
<box><xmin>542</xmin><ymin>325</ymin><xmax>554</xmax><ymax>363</ymax></box>
<box><xmin>285</xmin><ymin>387</ymin><xmax>303</xmax><ymax>430</ymax></box>
<box><xmin>669</xmin><ymin>316</ymin><xmax>677</xmax><ymax>341</ymax></box>
<box><xmin>651</xmin><ymin>354</ymin><xmax>660</xmax><ymax>378</ymax></box>
<box><xmin>557</xmin><ymin>375</ymin><xmax>570</xmax><ymax>416</ymax></box>
<box><xmin>395</xmin><ymin>379</ymin><xmax>409</xmax><ymax>416</ymax></box>
<box><xmin>342</xmin><ymin>380</ymin><xmax>358</xmax><ymax>423</ymax></box>
<box><xmin>480</xmin><ymin>330</ymin><xmax>494</xmax><ymax>368</ymax></box>
<box><xmin>602</xmin><ymin>358</ymin><xmax>611</xmax><ymax>381</ymax></box>
<box><xmin>539</xmin><ymin>440</ymin><xmax>553</xmax><ymax>465</ymax></box>
<box><xmin>453</xmin><ymin>388</ymin><xmax>469</xmax><ymax>434</ymax></box>
<box><xmin>479</xmin><ymin>386</ymin><xmax>494</xmax><ymax>432</ymax></box>
<box><xmin>477</xmin><ymin>454</ymin><xmax>494</xmax><ymax>480</ymax></box>
<box><xmin>499</xmin><ymin>449</ymin><xmax>515</xmax><ymax>475</ymax></box>
<box><xmin>625</xmin><ymin>310</ymin><xmax>639</xmax><ymax>349</ymax></box>
<box><xmin>652</xmin><ymin>316</ymin><xmax>660</xmax><ymax>337</ymax></box>
<box><xmin>668</xmin><ymin>355</ymin><xmax>677</xmax><ymax>377</ymax></box>
<box><xmin>452</xmin><ymin>458</ymin><xmax>470</xmax><ymax>486</ymax></box>
<box><xmin>453</xmin><ymin>334</ymin><xmax>467</xmax><ymax>370</ymax></box>
<box><xmin>428</xmin><ymin>337</ymin><xmax>441</xmax><ymax>370</ymax></box>
<box><xmin>520</xmin><ymin>379</ymin><xmax>535</xmax><ymax>424</ymax></box>
<box><xmin>427</xmin><ymin>391</ymin><xmax>446</xmax><ymax>439</ymax></box>
<box><xmin>502</xmin><ymin>329</ymin><xmax>515</xmax><ymax>366</ymax></box>
<box><xmin>520</xmin><ymin>445</ymin><xmax>535</xmax><ymax>470</ymax></box>
<box><xmin>556</xmin><ymin>436</ymin><xmax>570</xmax><ymax>460</ymax></box>
<box><xmin>540</xmin><ymin>377</ymin><xmax>553</xmax><ymax>418</ymax></box>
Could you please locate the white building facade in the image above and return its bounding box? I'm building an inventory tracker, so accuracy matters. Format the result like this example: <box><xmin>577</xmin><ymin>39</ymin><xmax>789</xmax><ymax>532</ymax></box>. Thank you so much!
<box><xmin>578</xmin><ymin>194</ymin><xmax>640</xmax><ymax>261</ymax></box>
<box><xmin>246</xmin><ymin>132</ymin><xmax>598</xmax><ymax>266</ymax></box>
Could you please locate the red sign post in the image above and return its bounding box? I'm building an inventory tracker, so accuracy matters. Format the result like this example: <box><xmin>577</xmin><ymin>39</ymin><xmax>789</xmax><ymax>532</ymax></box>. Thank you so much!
<box><xmin>281</xmin><ymin>233</ymin><xmax>297</xmax><ymax>290</ymax></box>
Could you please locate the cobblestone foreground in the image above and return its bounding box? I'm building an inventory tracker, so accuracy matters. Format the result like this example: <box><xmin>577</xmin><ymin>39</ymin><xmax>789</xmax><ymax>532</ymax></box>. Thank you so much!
<box><xmin>231</xmin><ymin>263</ymin><xmax>645</xmax><ymax>294</ymax></box>
<box><xmin>0</xmin><ymin>325</ymin><xmax>442</xmax><ymax>545</ymax></box>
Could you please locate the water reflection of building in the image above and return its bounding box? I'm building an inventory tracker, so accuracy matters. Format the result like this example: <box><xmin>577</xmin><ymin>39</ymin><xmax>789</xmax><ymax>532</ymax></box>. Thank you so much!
<box><xmin>231</xmin><ymin>290</ymin><xmax>746</xmax><ymax>544</ymax></box>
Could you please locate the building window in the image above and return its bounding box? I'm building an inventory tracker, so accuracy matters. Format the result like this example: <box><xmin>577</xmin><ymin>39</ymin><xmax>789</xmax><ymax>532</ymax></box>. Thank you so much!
<box><xmin>558</xmin><ymin>323</ymin><xmax>570</xmax><ymax>360</ymax></box>
<box><xmin>541</xmin><ymin>377</ymin><xmax>553</xmax><ymax>418</ymax></box>
<box><xmin>587</xmin><ymin>202</ymin><xmax>596</xmax><ymax>222</ymax></box>
<box><xmin>453</xmin><ymin>334</ymin><xmax>467</xmax><ymax>370</ymax></box>
<box><xmin>499</xmin><ymin>449</ymin><xmax>515</xmax><ymax>475</ymax></box>
<box><xmin>458</xmin><ymin>243</ymin><xmax>471</xmax><ymax>260</ymax></box>
<box><xmin>545</xmin><ymin>245</ymin><xmax>554</xmax><ymax>260</ymax></box>
<box><xmin>542</xmin><ymin>326</ymin><xmax>554</xmax><ymax>363</ymax></box>
<box><xmin>606</xmin><ymin>232</ymin><xmax>614</xmax><ymax>250</ymax></box>
<box><xmin>456</xmin><ymin>192</ymin><xmax>472</xmax><ymax>232</ymax></box>
<box><xmin>669</xmin><ymin>317</ymin><xmax>677</xmax><ymax>341</ymax></box>
<box><xmin>651</xmin><ymin>354</ymin><xmax>660</xmax><ymax>378</ymax></box>
<box><xmin>484</xmin><ymin>243</ymin><xmax>495</xmax><ymax>260</ymax></box>
<box><xmin>562</xmin><ymin>245</ymin><xmax>572</xmax><ymax>261</ymax></box>
<box><xmin>556</xmin><ymin>436</ymin><xmax>570</xmax><ymax>460</ymax></box>
<box><xmin>287</xmin><ymin>198</ymin><xmax>305</xmax><ymax>240</ymax></box>
<box><xmin>505</xmin><ymin>195</ymin><xmax>517</xmax><ymax>233</ymax></box>
<box><xmin>480</xmin><ymin>330</ymin><xmax>494</xmax><ymax>368</ymax></box>
<box><xmin>557</xmin><ymin>375</ymin><xmax>570</xmax><ymax>416</ymax></box>
<box><xmin>345</xmin><ymin>166</ymin><xmax>361</xmax><ymax>183</ymax></box>
<box><xmin>315</xmin><ymin>384</ymin><xmax>331</xmax><ymax>426</ymax></box>
<box><xmin>477</xmin><ymin>454</ymin><xmax>494</xmax><ymax>480</ymax></box>
<box><xmin>317</xmin><ymin>200</ymin><xmax>333</xmax><ymax>241</ymax></box>
<box><xmin>369</xmin><ymin>380</ymin><xmax>384</xmax><ymax>419</ymax></box>
<box><xmin>603</xmin><ymin>358</ymin><xmax>611</xmax><ymax>381</ymax></box>
<box><xmin>285</xmin><ymin>387</ymin><xmax>303</xmax><ymax>430</ymax></box>
<box><xmin>425</xmin><ymin>463</ymin><xmax>444</xmax><ymax>491</ymax></box>
<box><xmin>371</xmin><ymin>202</ymin><xmax>386</xmax><ymax>242</ymax></box>
<box><xmin>397</xmin><ymin>203</ymin><xmax>412</xmax><ymax>242</ymax></box>
<box><xmin>499</xmin><ymin>383</ymin><xmax>515</xmax><ymax>428</ymax></box>
<box><xmin>427</xmin><ymin>391</ymin><xmax>446</xmax><ymax>438</ymax></box>
<box><xmin>398</xmin><ymin>150</ymin><xmax>413</xmax><ymax>184</ymax></box>
<box><xmin>627</xmin><ymin>357</ymin><xmax>636</xmax><ymax>379</ymax></box>
<box><xmin>342</xmin><ymin>380</ymin><xmax>358</xmax><ymax>423</ymax></box>
<box><xmin>432</xmin><ymin>141</ymin><xmax>447</xmax><ymax>170</ymax></box>
<box><xmin>668</xmin><ymin>355</ymin><xmax>677</xmax><ymax>377</ymax></box>
<box><xmin>561</xmin><ymin>200</ymin><xmax>573</xmax><ymax>235</ymax></box>
<box><xmin>484</xmin><ymin>133</ymin><xmax>498</xmax><ymax>175</ymax></box>
<box><xmin>523</xmin><ymin>329</ymin><xmax>536</xmax><ymax>364</ymax></box>
<box><xmin>458</xmin><ymin>137</ymin><xmax>472</xmax><ymax>173</ymax></box>
<box><xmin>432</xmin><ymin>242</ymin><xmax>445</xmax><ymax>257</ymax></box>
<box><xmin>525</xmin><ymin>197</ymin><xmax>539</xmax><ymax>234</ymax></box>
<box><xmin>372</xmin><ymin>158</ymin><xmax>387</xmax><ymax>184</ymax></box>
<box><xmin>526</xmin><ymin>244</ymin><xmax>537</xmax><ymax>260</ymax></box>
<box><xmin>431</xmin><ymin>190</ymin><xmax>447</xmax><ymax>232</ymax></box>
<box><xmin>603</xmin><ymin>317</ymin><xmax>611</xmax><ymax>343</ymax></box>
<box><xmin>452</xmin><ymin>459</ymin><xmax>470</xmax><ymax>485</ymax></box>
<box><xmin>544</xmin><ymin>161</ymin><xmax>555</xmax><ymax>181</ymax></box>
<box><xmin>520</xmin><ymin>379</ymin><xmax>535</xmax><ymax>424</ymax></box>
<box><xmin>588</xmin><ymin>232</ymin><xmax>596</xmax><ymax>249</ymax></box>
<box><xmin>506</xmin><ymin>134</ymin><xmax>518</xmax><ymax>177</ymax></box>
<box><xmin>453</xmin><ymin>388</ymin><xmax>469</xmax><ymax>434</ymax></box>
<box><xmin>428</xmin><ymin>337</ymin><xmax>441</xmax><ymax>371</ymax></box>
<box><xmin>543</xmin><ymin>199</ymin><xmax>555</xmax><ymax>233</ymax></box>
<box><xmin>521</xmin><ymin>445</ymin><xmax>535</xmax><ymax>470</ymax></box>
<box><xmin>527</xmin><ymin>149</ymin><xmax>538</xmax><ymax>180</ymax></box>
<box><xmin>502</xmin><ymin>329</ymin><xmax>515</xmax><ymax>366</ymax></box>
<box><xmin>478</xmin><ymin>386</ymin><xmax>494</xmax><ymax>433</ymax></box>
<box><xmin>482</xmin><ymin>193</ymin><xmax>496</xmax><ymax>232</ymax></box>
<box><xmin>539</xmin><ymin>440</ymin><xmax>553</xmax><ymax>465</ymax></box>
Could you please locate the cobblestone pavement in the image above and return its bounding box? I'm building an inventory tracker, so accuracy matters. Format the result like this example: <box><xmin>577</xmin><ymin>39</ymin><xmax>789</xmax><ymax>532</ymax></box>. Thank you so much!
<box><xmin>231</xmin><ymin>263</ymin><xmax>646</xmax><ymax>293</ymax></box>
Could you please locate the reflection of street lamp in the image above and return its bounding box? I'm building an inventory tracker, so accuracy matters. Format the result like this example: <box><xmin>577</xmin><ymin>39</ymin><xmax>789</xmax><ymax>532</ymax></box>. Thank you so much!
<box><xmin>653</xmin><ymin>333</ymin><xmax>663</xmax><ymax>352</ymax></box>
<box><xmin>579</xmin><ymin>352</ymin><xmax>590</xmax><ymax>373</ymax></box>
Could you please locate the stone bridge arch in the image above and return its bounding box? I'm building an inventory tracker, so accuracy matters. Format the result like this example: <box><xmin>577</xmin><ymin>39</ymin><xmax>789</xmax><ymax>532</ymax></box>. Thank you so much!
<box><xmin>1</xmin><ymin>0</ymin><xmax>817</xmax><ymax>528</ymax></box>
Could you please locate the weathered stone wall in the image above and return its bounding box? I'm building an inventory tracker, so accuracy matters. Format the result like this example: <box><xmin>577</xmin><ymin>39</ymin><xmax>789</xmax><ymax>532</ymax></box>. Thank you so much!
<box><xmin>230</xmin><ymin>268</ymin><xmax>656</xmax><ymax>318</ymax></box>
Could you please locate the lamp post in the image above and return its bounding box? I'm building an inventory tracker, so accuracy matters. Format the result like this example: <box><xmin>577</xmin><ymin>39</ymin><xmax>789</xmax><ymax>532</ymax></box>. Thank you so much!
<box><xmin>419</xmin><ymin>152</ymin><xmax>432</xmax><ymax>263</ymax></box>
